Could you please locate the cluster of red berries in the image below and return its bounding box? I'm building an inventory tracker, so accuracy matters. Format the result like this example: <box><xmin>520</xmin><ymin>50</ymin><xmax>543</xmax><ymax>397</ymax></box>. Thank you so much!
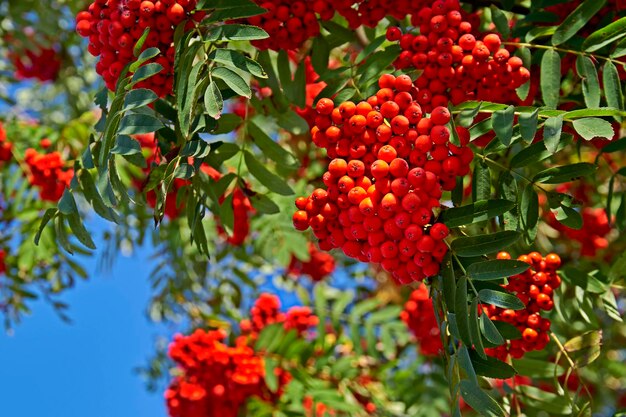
<box><xmin>484</xmin><ymin>251</ymin><xmax>562</xmax><ymax>361</ymax></box>
<box><xmin>165</xmin><ymin>293</ymin><xmax>317</xmax><ymax>417</ymax></box>
<box><xmin>75</xmin><ymin>0</ymin><xmax>204</xmax><ymax>95</ymax></box>
<box><xmin>10</xmin><ymin>45</ymin><xmax>61</xmax><ymax>82</ymax></box>
<box><xmin>400</xmin><ymin>282</ymin><xmax>443</xmax><ymax>356</ymax></box>
<box><xmin>386</xmin><ymin>1</ymin><xmax>530</xmax><ymax>109</ymax></box>
<box><xmin>24</xmin><ymin>148</ymin><xmax>74</xmax><ymax>202</ymax></box>
<box><xmin>0</xmin><ymin>122</ymin><xmax>11</xmax><ymax>163</ymax></box>
<box><xmin>242</xmin><ymin>1</ymin><xmax>332</xmax><ymax>51</ymax></box>
<box><xmin>548</xmin><ymin>207</ymin><xmax>611</xmax><ymax>258</ymax></box>
<box><xmin>287</xmin><ymin>242</ymin><xmax>336</xmax><ymax>282</ymax></box>
<box><xmin>293</xmin><ymin>74</ymin><xmax>474</xmax><ymax>285</ymax></box>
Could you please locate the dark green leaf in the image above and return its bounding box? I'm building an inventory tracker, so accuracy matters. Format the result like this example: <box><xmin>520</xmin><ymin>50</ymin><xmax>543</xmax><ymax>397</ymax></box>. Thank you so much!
<box><xmin>520</xmin><ymin>183</ymin><xmax>539</xmax><ymax>234</ymax></box>
<box><xmin>533</xmin><ymin>162</ymin><xmax>595</xmax><ymax>184</ymax></box>
<box><xmin>583</xmin><ymin>16</ymin><xmax>626</xmax><ymax>52</ymax></box>
<box><xmin>118</xmin><ymin>114</ymin><xmax>163</xmax><ymax>134</ymax></box>
<box><xmin>490</xmin><ymin>6</ymin><xmax>510</xmax><ymax>39</ymax></box>
<box><xmin>123</xmin><ymin>88</ymin><xmax>158</xmax><ymax>111</ymax></box>
<box><xmin>34</xmin><ymin>208</ymin><xmax>57</xmax><ymax>245</ymax></box>
<box><xmin>480</xmin><ymin>314</ymin><xmax>505</xmax><ymax>345</ymax></box>
<box><xmin>553</xmin><ymin>204</ymin><xmax>583</xmax><ymax>229</ymax></box>
<box><xmin>493</xmin><ymin>320</ymin><xmax>522</xmax><ymax>339</ymax></box>
<box><xmin>212</xmin><ymin>67</ymin><xmax>251</xmax><ymax>98</ymax></box>
<box><xmin>58</xmin><ymin>189</ymin><xmax>78</xmax><ymax>215</ymax></box>
<box><xmin>543</xmin><ymin>115</ymin><xmax>563</xmax><ymax>154</ymax></box>
<box><xmin>576</xmin><ymin>56</ymin><xmax>601</xmax><ymax>108</ymax></box>
<box><xmin>111</xmin><ymin>135</ymin><xmax>142</xmax><ymax>156</ymax></box>
<box><xmin>205</xmin><ymin>24</ymin><xmax>268</xmax><ymax>41</ymax></box>
<box><xmin>472</xmin><ymin>161</ymin><xmax>491</xmax><ymax>202</ymax></box>
<box><xmin>207</xmin><ymin>49</ymin><xmax>267</xmax><ymax>78</ymax></box>
<box><xmin>244</xmin><ymin>150</ymin><xmax>293</xmax><ymax>195</ymax></box>
<box><xmin>603</xmin><ymin>61</ymin><xmax>624</xmax><ymax>111</ymax></box>
<box><xmin>467</xmin><ymin>260</ymin><xmax>530</xmax><ymax>281</ymax></box>
<box><xmin>311</xmin><ymin>36</ymin><xmax>330</xmax><ymax>76</ymax></box>
<box><xmin>250</xmin><ymin>194</ymin><xmax>280</xmax><ymax>214</ymax></box>
<box><xmin>130</xmin><ymin>63</ymin><xmax>163</xmax><ymax>85</ymax></box>
<box><xmin>510</xmin><ymin>133</ymin><xmax>572</xmax><ymax>168</ymax></box>
<box><xmin>512</xmin><ymin>358</ymin><xmax>565</xmax><ymax>378</ymax></box>
<box><xmin>470</xmin><ymin>298</ymin><xmax>486</xmax><ymax>359</ymax></box>
<box><xmin>492</xmin><ymin>105</ymin><xmax>515</xmax><ymax>146</ymax></box>
<box><xmin>66</xmin><ymin>213</ymin><xmax>96</xmax><ymax>250</ymax></box>
<box><xmin>204</xmin><ymin>81</ymin><xmax>224</xmax><ymax>119</ymax></box>
<box><xmin>459</xmin><ymin>380</ymin><xmax>505</xmax><ymax>417</ymax></box>
<box><xmin>479</xmin><ymin>289</ymin><xmax>525</xmax><ymax>310</ymax></box>
<box><xmin>551</xmin><ymin>0</ymin><xmax>607</xmax><ymax>45</ymax></box>
<box><xmin>541</xmin><ymin>49</ymin><xmax>561</xmax><ymax>109</ymax></box>
<box><xmin>455</xmin><ymin>276</ymin><xmax>472</xmax><ymax>346</ymax></box>
<box><xmin>519</xmin><ymin>108</ymin><xmax>539</xmax><ymax>142</ymax></box>
<box><xmin>451</xmin><ymin>231</ymin><xmax>521</xmax><ymax>257</ymax></box>
<box><xmin>469</xmin><ymin>350</ymin><xmax>516</xmax><ymax>379</ymax></box>
<box><xmin>248</xmin><ymin>120</ymin><xmax>297</xmax><ymax>167</ymax></box>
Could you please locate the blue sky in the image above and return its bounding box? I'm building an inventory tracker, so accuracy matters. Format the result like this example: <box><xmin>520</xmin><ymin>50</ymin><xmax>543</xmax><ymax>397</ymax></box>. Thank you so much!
<box><xmin>0</xmin><ymin>239</ymin><xmax>167</xmax><ymax>417</ymax></box>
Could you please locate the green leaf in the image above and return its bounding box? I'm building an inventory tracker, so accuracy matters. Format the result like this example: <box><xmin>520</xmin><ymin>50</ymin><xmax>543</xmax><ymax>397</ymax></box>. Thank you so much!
<box><xmin>264</xmin><ymin>357</ymin><xmax>279</xmax><ymax>393</ymax></box>
<box><xmin>551</xmin><ymin>0</ymin><xmax>607</xmax><ymax>45</ymax></box>
<box><xmin>276</xmin><ymin>110</ymin><xmax>310</xmax><ymax>136</ymax></box>
<box><xmin>204</xmin><ymin>81</ymin><xmax>224</xmax><ymax>119</ymax></box>
<box><xmin>130</xmin><ymin>47</ymin><xmax>160</xmax><ymax>72</ymax></box>
<box><xmin>459</xmin><ymin>380</ymin><xmax>505</xmax><ymax>417</ymax></box>
<box><xmin>130</xmin><ymin>63</ymin><xmax>163</xmax><ymax>85</ymax></box>
<box><xmin>492</xmin><ymin>105</ymin><xmax>515</xmax><ymax>146</ymax></box>
<box><xmin>533</xmin><ymin>162</ymin><xmax>596</xmax><ymax>184</ymax></box>
<box><xmin>520</xmin><ymin>183</ymin><xmax>539</xmax><ymax>235</ymax></box>
<box><xmin>248</xmin><ymin>120</ymin><xmax>297</xmax><ymax>167</ymax></box>
<box><xmin>118</xmin><ymin>114</ymin><xmax>163</xmax><ymax>135</ymax></box>
<box><xmin>553</xmin><ymin>204</ymin><xmax>583</xmax><ymax>229</ymax></box>
<box><xmin>512</xmin><ymin>358</ymin><xmax>565</xmax><ymax>378</ymax></box>
<box><xmin>111</xmin><ymin>135</ymin><xmax>142</xmax><ymax>156</ymax></box>
<box><xmin>583</xmin><ymin>16</ymin><xmax>626</xmax><ymax>52</ymax></box>
<box><xmin>519</xmin><ymin>108</ymin><xmax>539</xmax><ymax>142</ymax></box>
<box><xmin>467</xmin><ymin>260</ymin><xmax>530</xmax><ymax>281</ymax></box>
<box><xmin>516</xmin><ymin>385</ymin><xmax>573</xmax><ymax>415</ymax></box>
<box><xmin>543</xmin><ymin>115</ymin><xmax>563</xmax><ymax>154</ymax></box>
<box><xmin>470</xmin><ymin>298</ymin><xmax>486</xmax><ymax>359</ymax></box>
<box><xmin>58</xmin><ymin>189</ymin><xmax>78</xmax><ymax>215</ymax></box>
<box><xmin>207</xmin><ymin>49</ymin><xmax>267</xmax><ymax>78</ymax></box>
<box><xmin>34</xmin><ymin>208</ymin><xmax>57</xmax><ymax>245</ymax></box>
<box><xmin>455</xmin><ymin>276</ymin><xmax>472</xmax><ymax>346</ymax></box>
<box><xmin>469</xmin><ymin>350</ymin><xmax>516</xmax><ymax>379</ymax></box>
<box><xmin>490</xmin><ymin>5</ymin><xmax>510</xmax><ymax>39</ymax></box>
<box><xmin>572</xmin><ymin>117</ymin><xmax>615</xmax><ymax>140</ymax></box>
<box><xmin>563</xmin><ymin>330</ymin><xmax>602</xmax><ymax>352</ymax></box>
<box><xmin>510</xmin><ymin>133</ymin><xmax>573</xmax><ymax>168</ymax></box>
<box><xmin>493</xmin><ymin>320</ymin><xmax>522</xmax><ymax>339</ymax></box>
<box><xmin>66</xmin><ymin>213</ymin><xmax>96</xmax><ymax>250</ymax></box>
<box><xmin>250</xmin><ymin>194</ymin><xmax>280</xmax><ymax>214</ymax></box>
<box><xmin>576</xmin><ymin>56</ymin><xmax>601</xmax><ymax>108</ymax></box>
<box><xmin>479</xmin><ymin>289</ymin><xmax>525</xmax><ymax>310</ymax></box>
<box><xmin>212</xmin><ymin>114</ymin><xmax>243</xmax><ymax>134</ymax></box>
<box><xmin>541</xmin><ymin>49</ymin><xmax>561</xmax><ymax>109</ymax></box>
<box><xmin>123</xmin><ymin>88</ymin><xmax>158</xmax><ymax>111</ymax></box>
<box><xmin>311</xmin><ymin>36</ymin><xmax>330</xmax><ymax>76</ymax></box>
<box><xmin>243</xmin><ymin>150</ymin><xmax>294</xmax><ymax>195</ymax></box>
<box><xmin>480</xmin><ymin>314</ymin><xmax>505</xmax><ymax>345</ymax></box>
<box><xmin>442</xmin><ymin>254</ymin><xmax>456</xmax><ymax>312</ymax></box>
<box><xmin>133</xmin><ymin>27</ymin><xmax>150</xmax><ymax>57</ymax></box>
<box><xmin>212</xmin><ymin>67</ymin><xmax>251</xmax><ymax>98</ymax></box>
<box><xmin>603</xmin><ymin>61</ymin><xmax>624</xmax><ymax>111</ymax></box>
<box><xmin>451</xmin><ymin>231</ymin><xmax>521</xmax><ymax>257</ymax></box>
<box><xmin>205</xmin><ymin>24</ymin><xmax>268</xmax><ymax>41</ymax></box>
<box><xmin>472</xmin><ymin>161</ymin><xmax>491</xmax><ymax>202</ymax></box>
